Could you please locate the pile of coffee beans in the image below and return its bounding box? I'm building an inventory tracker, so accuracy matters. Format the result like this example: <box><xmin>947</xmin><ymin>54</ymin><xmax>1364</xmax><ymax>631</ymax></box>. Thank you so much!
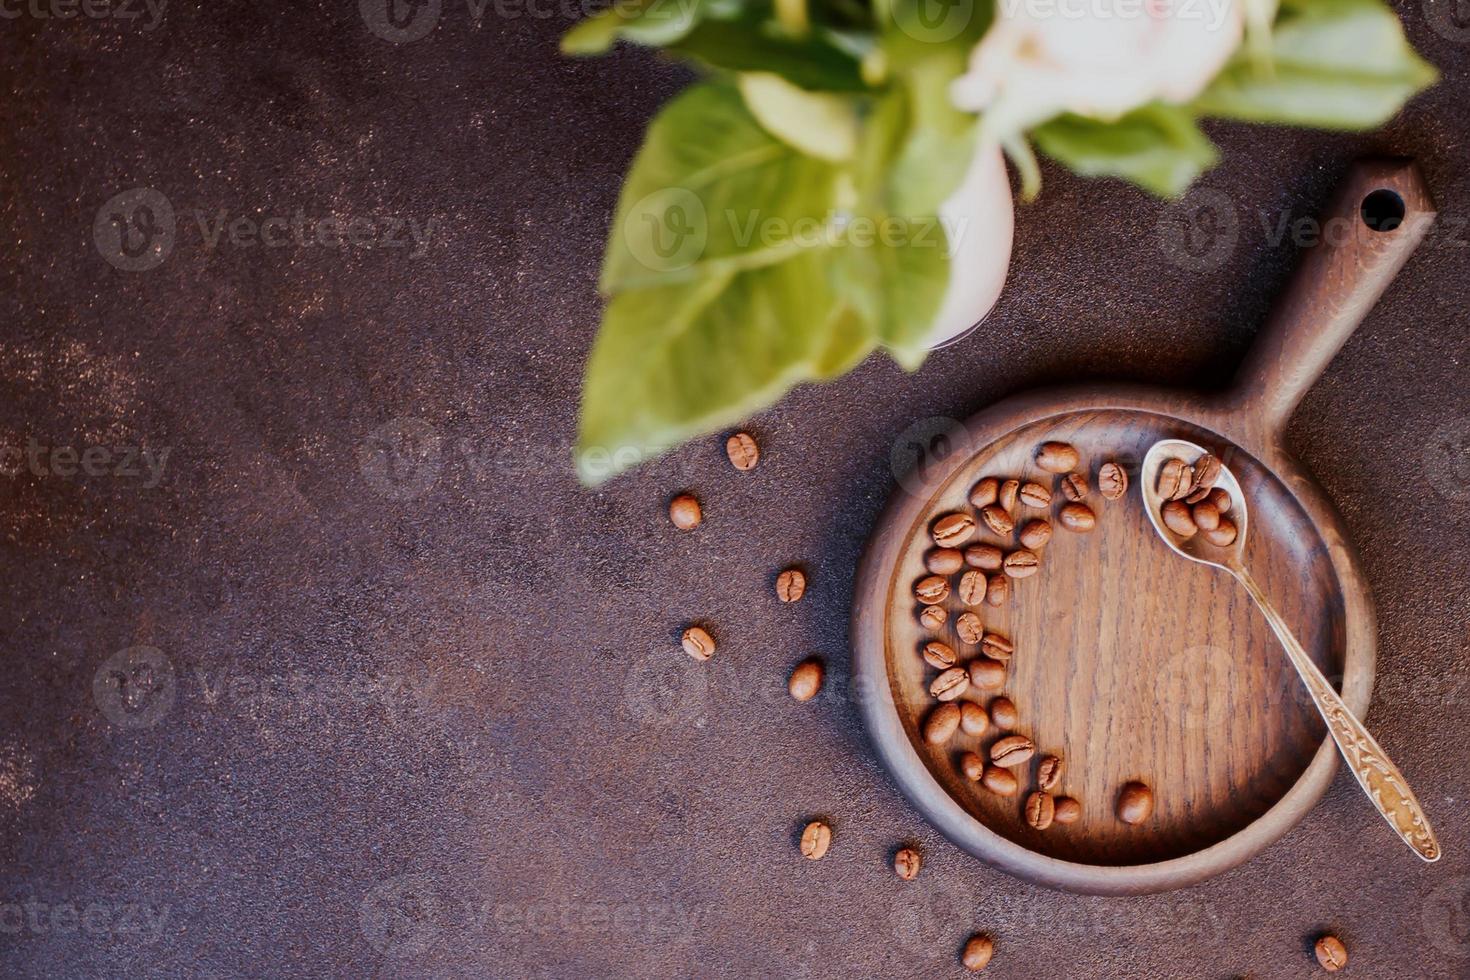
<box><xmin>1155</xmin><ymin>451</ymin><xmax>1239</xmax><ymax>546</ymax></box>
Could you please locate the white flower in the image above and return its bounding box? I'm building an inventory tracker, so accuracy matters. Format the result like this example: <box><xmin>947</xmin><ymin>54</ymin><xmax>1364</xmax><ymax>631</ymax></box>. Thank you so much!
<box><xmin>951</xmin><ymin>0</ymin><xmax>1245</xmax><ymax>136</ymax></box>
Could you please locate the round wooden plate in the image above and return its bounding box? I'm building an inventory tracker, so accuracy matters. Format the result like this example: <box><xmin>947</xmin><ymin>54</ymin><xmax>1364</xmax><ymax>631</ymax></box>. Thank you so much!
<box><xmin>852</xmin><ymin>160</ymin><xmax>1436</xmax><ymax>894</ymax></box>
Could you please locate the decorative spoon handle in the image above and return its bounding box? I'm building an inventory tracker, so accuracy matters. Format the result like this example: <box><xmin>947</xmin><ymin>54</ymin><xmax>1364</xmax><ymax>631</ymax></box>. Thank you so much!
<box><xmin>1231</xmin><ymin>564</ymin><xmax>1441</xmax><ymax>862</ymax></box>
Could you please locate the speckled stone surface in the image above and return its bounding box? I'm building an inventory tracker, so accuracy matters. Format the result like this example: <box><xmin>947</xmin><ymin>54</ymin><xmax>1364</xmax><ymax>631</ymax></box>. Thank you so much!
<box><xmin>1</xmin><ymin>2</ymin><xmax>1468</xmax><ymax>977</ymax></box>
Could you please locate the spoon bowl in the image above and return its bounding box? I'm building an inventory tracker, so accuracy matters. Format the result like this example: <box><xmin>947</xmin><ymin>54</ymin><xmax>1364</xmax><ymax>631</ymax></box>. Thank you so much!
<box><xmin>1140</xmin><ymin>439</ymin><xmax>1248</xmax><ymax>569</ymax></box>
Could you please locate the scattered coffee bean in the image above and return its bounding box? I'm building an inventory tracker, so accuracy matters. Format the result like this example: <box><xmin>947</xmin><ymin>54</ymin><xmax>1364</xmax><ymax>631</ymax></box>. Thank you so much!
<box><xmin>788</xmin><ymin>659</ymin><xmax>824</xmax><ymax>701</ymax></box>
<box><xmin>960</xmin><ymin>751</ymin><xmax>987</xmax><ymax>781</ymax></box>
<box><xmin>989</xmin><ymin>696</ymin><xmax>1019</xmax><ymax>730</ymax></box>
<box><xmin>681</xmin><ymin>626</ymin><xmax>714</xmax><ymax>661</ymax></box>
<box><xmin>1037</xmin><ymin>754</ymin><xmax>1062</xmax><ymax>791</ymax></box>
<box><xmin>960</xmin><ymin>700</ymin><xmax>990</xmax><ymax>735</ymax></box>
<box><xmin>1019</xmin><ymin>519</ymin><xmax>1052</xmax><ymax>550</ymax></box>
<box><xmin>1191</xmin><ymin>501</ymin><xmax>1221</xmax><ymax>532</ymax></box>
<box><xmin>1060</xmin><ymin>471</ymin><xmax>1089</xmax><ymax>501</ymax></box>
<box><xmin>1156</xmin><ymin>458</ymin><xmax>1188</xmax><ymax>500</ymax></box>
<box><xmin>969</xmin><ymin>658</ymin><xmax>1006</xmax><ymax>692</ymax></box>
<box><xmin>1025</xmin><ymin>791</ymin><xmax>1055</xmax><ymax>830</ymax></box>
<box><xmin>955</xmin><ymin>611</ymin><xmax>984</xmax><ymax>645</ymax></box>
<box><xmin>1057</xmin><ymin>503</ymin><xmax>1096</xmax><ymax>532</ymax></box>
<box><xmin>980</xmin><ymin>633</ymin><xmax>1014</xmax><ymax>662</ymax></box>
<box><xmin>669</xmin><ymin>494</ymin><xmax>702</xmax><ymax>530</ymax></box>
<box><xmin>922</xmin><ymin>641</ymin><xmax>957</xmax><ymax>670</ymax></box>
<box><xmin>1314</xmin><ymin>935</ymin><xmax>1348</xmax><ymax>972</ymax></box>
<box><xmin>1117</xmin><ymin>781</ymin><xmax>1154</xmax><ymax>824</ymax></box>
<box><xmin>1019</xmin><ymin>482</ymin><xmax>1051</xmax><ymax>508</ymax></box>
<box><xmin>776</xmin><ymin>568</ymin><xmax>807</xmax><ymax>602</ymax></box>
<box><xmin>991</xmin><ymin>734</ymin><xmax>1035</xmax><ymax>767</ymax></box>
<box><xmin>1036</xmin><ymin>441</ymin><xmax>1079</xmax><ymax>473</ymax></box>
<box><xmin>961</xmin><ymin>934</ymin><xmax>994</xmax><ymax>972</ymax></box>
<box><xmin>1098</xmin><ymin>461</ymin><xmax>1128</xmax><ymax>500</ymax></box>
<box><xmin>923</xmin><ymin>703</ymin><xmax>961</xmax><ymax>744</ymax></box>
<box><xmin>926</xmin><ymin>548</ymin><xmax>965</xmax><ymax>575</ymax></box>
<box><xmin>981</xmin><ymin>766</ymin><xmax>1018</xmax><ymax>796</ymax></box>
<box><xmin>894</xmin><ymin>847</ymin><xmax>922</xmax><ymax>881</ymax></box>
<box><xmin>800</xmin><ymin>820</ymin><xmax>831</xmax><ymax>860</ymax></box>
<box><xmin>1161</xmin><ymin>500</ymin><xmax>1197</xmax><ymax>537</ymax></box>
<box><xmin>965</xmin><ymin>544</ymin><xmax>1005</xmax><ymax>570</ymax></box>
<box><xmin>958</xmin><ymin>570</ymin><xmax>988</xmax><ymax>606</ymax></box>
<box><xmin>980</xmin><ymin>505</ymin><xmax>1014</xmax><ymax>535</ymax></box>
<box><xmin>985</xmin><ymin>574</ymin><xmax>1010</xmax><ymax>606</ymax></box>
<box><xmin>1192</xmin><ymin>453</ymin><xmax>1222</xmax><ymax>492</ymax></box>
<box><xmin>915</xmin><ymin>575</ymin><xmax>950</xmax><ymax>604</ymax></box>
<box><xmin>969</xmin><ymin>477</ymin><xmax>999</xmax><ymax>509</ymax></box>
<box><xmin>1207</xmin><ymin>486</ymin><xmax>1232</xmax><ymax>513</ymax></box>
<box><xmin>999</xmin><ymin>479</ymin><xmax>1020</xmax><ymax>512</ymax></box>
<box><xmin>1002</xmin><ymin>549</ymin><xmax>1039</xmax><ymax>578</ymax></box>
<box><xmin>726</xmin><ymin>432</ymin><xmax>759</xmax><ymax>471</ymax></box>
<box><xmin>1202</xmin><ymin>518</ymin><xmax>1238</xmax><ymax>547</ymax></box>
<box><xmin>1053</xmin><ymin>796</ymin><xmax>1081</xmax><ymax>824</ymax></box>
<box><xmin>931</xmin><ymin>667</ymin><xmax>970</xmax><ymax>701</ymax></box>
<box><xmin>933</xmin><ymin>512</ymin><xmax>977</xmax><ymax>547</ymax></box>
<box><xmin>919</xmin><ymin>605</ymin><xmax>948</xmax><ymax>630</ymax></box>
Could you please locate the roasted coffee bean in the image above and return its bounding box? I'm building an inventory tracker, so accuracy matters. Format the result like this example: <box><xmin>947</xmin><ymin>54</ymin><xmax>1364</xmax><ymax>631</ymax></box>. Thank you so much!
<box><xmin>960</xmin><ymin>751</ymin><xmax>986</xmax><ymax>781</ymax></box>
<box><xmin>800</xmin><ymin>820</ymin><xmax>831</xmax><ymax>860</ymax></box>
<box><xmin>1161</xmin><ymin>500</ymin><xmax>1197</xmax><ymax>537</ymax></box>
<box><xmin>985</xmin><ymin>574</ymin><xmax>1010</xmax><ymax>607</ymax></box>
<box><xmin>1025</xmin><ymin>791</ymin><xmax>1055</xmax><ymax>830</ymax></box>
<box><xmin>1019</xmin><ymin>482</ymin><xmax>1051</xmax><ymax>508</ymax></box>
<box><xmin>962</xmin><ymin>935</ymin><xmax>994</xmax><ymax>972</ymax></box>
<box><xmin>988</xmin><ymin>696</ymin><xmax>1019</xmax><ymax>730</ymax></box>
<box><xmin>1191</xmin><ymin>501</ymin><xmax>1221</xmax><ymax>532</ymax></box>
<box><xmin>1174</xmin><ymin>464</ymin><xmax>1195</xmax><ymax>500</ymax></box>
<box><xmin>776</xmin><ymin>568</ymin><xmax>807</xmax><ymax>602</ymax></box>
<box><xmin>922</xmin><ymin>641</ymin><xmax>957</xmax><ymax>670</ymax></box>
<box><xmin>1019</xmin><ymin>519</ymin><xmax>1052</xmax><ymax>550</ymax></box>
<box><xmin>979</xmin><ymin>505</ymin><xmax>1014</xmax><ymax>536</ymax></box>
<box><xmin>923</xmin><ymin>703</ymin><xmax>961</xmax><ymax>744</ymax></box>
<box><xmin>965</xmin><ymin>544</ymin><xmax>1004</xmax><ymax>570</ymax></box>
<box><xmin>1315</xmin><ymin>935</ymin><xmax>1348</xmax><ymax>972</ymax></box>
<box><xmin>1117</xmin><ymin>781</ymin><xmax>1154</xmax><ymax>824</ymax></box>
<box><xmin>1060</xmin><ymin>471</ymin><xmax>1089</xmax><ymax>501</ymax></box>
<box><xmin>915</xmin><ymin>575</ymin><xmax>950</xmax><ymax>604</ymax></box>
<box><xmin>894</xmin><ymin>847</ymin><xmax>922</xmax><ymax>881</ymax></box>
<box><xmin>1037</xmin><ymin>754</ymin><xmax>1062</xmax><ymax>791</ymax></box>
<box><xmin>980</xmin><ymin>633</ymin><xmax>1014</xmax><ymax>662</ymax></box>
<box><xmin>1057</xmin><ymin>503</ymin><xmax>1096</xmax><ymax>532</ymax></box>
<box><xmin>960</xmin><ymin>700</ymin><xmax>990</xmax><ymax>735</ymax></box>
<box><xmin>788</xmin><ymin>659</ymin><xmax>824</xmax><ymax>701</ymax></box>
<box><xmin>999</xmin><ymin>479</ymin><xmax>1020</xmax><ymax>512</ymax></box>
<box><xmin>919</xmin><ymin>605</ymin><xmax>948</xmax><ymax>630</ymax></box>
<box><xmin>980</xmin><ymin>766</ymin><xmax>1018</xmax><ymax>796</ymax></box>
<box><xmin>682</xmin><ymin>626</ymin><xmax>715</xmax><ymax>661</ymax></box>
<box><xmin>1156</xmin><ymin>458</ymin><xmax>1188</xmax><ymax>500</ymax></box>
<box><xmin>1207</xmin><ymin>487</ymin><xmax>1232</xmax><ymax>513</ymax></box>
<box><xmin>1202</xmin><ymin>519</ymin><xmax>1238</xmax><ymax>547</ymax></box>
<box><xmin>1098</xmin><ymin>461</ymin><xmax>1127</xmax><ymax>500</ymax></box>
<box><xmin>1184</xmin><ymin>486</ymin><xmax>1209</xmax><ymax>505</ymax></box>
<box><xmin>968</xmin><ymin>477</ymin><xmax>999</xmax><ymax>509</ymax></box>
<box><xmin>669</xmin><ymin>494</ymin><xmax>702</xmax><ymax>530</ymax></box>
<box><xmin>1053</xmin><ymin>796</ymin><xmax>1081</xmax><ymax>824</ymax></box>
<box><xmin>969</xmin><ymin>658</ymin><xmax>1006</xmax><ymax>692</ymax></box>
<box><xmin>931</xmin><ymin>667</ymin><xmax>970</xmax><ymax>701</ymax></box>
<box><xmin>955</xmin><ymin>611</ymin><xmax>984</xmax><ymax>645</ymax></box>
<box><xmin>958</xmin><ymin>570</ymin><xmax>988</xmax><ymax>606</ymax></box>
<box><xmin>726</xmin><ymin>432</ymin><xmax>759</xmax><ymax>471</ymax></box>
<box><xmin>933</xmin><ymin>512</ymin><xmax>977</xmax><ymax>547</ymax></box>
<box><xmin>1192</xmin><ymin>453</ymin><xmax>1222</xmax><ymax>492</ymax></box>
<box><xmin>1003</xmin><ymin>549</ymin><xmax>1039</xmax><ymax>578</ymax></box>
<box><xmin>1036</xmin><ymin>441</ymin><xmax>1079</xmax><ymax>473</ymax></box>
<box><xmin>926</xmin><ymin>548</ymin><xmax>965</xmax><ymax>575</ymax></box>
<box><xmin>991</xmin><ymin>734</ymin><xmax>1035</xmax><ymax>767</ymax></box>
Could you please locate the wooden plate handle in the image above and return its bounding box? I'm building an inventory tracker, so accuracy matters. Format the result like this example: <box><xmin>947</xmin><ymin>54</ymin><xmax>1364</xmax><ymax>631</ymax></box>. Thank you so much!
<box><xmin>1227</xmin><ymin>159</ymin><xmax>1436</xmax><ymax>434</ymax></box>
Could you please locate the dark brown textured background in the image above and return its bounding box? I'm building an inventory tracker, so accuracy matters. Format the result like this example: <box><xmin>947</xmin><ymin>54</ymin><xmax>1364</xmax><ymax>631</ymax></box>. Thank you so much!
<box><xmin>2</xmin><ymin>1</ymin><xmax>1469</xmax><ymax>977</ymax></box>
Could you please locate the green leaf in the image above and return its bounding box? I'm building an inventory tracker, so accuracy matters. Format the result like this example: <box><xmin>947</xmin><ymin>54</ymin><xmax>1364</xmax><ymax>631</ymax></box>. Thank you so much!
<box><xmin>560</xmin><ymin>0</ymin><xmax>708</xmax><ymax>54</ymax></box>
<box><xmin>1032</xmin><ymin>105</ymin><xmax>1219</xmax><ymax>198</ymax></box>
<box><xmin>665</xmin><ymin>15</ymin><xmax>869</xmax><ymax>91</ymax></box>
<box><xmin>738</xmin><ymin>72</ymin><xmax>858</xmax><ymax>162</ymax></box>
<box><xmin>1193</xmin><ymin>0</ymin><xmax>1437</xmax><ymax>130</ymax></box>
